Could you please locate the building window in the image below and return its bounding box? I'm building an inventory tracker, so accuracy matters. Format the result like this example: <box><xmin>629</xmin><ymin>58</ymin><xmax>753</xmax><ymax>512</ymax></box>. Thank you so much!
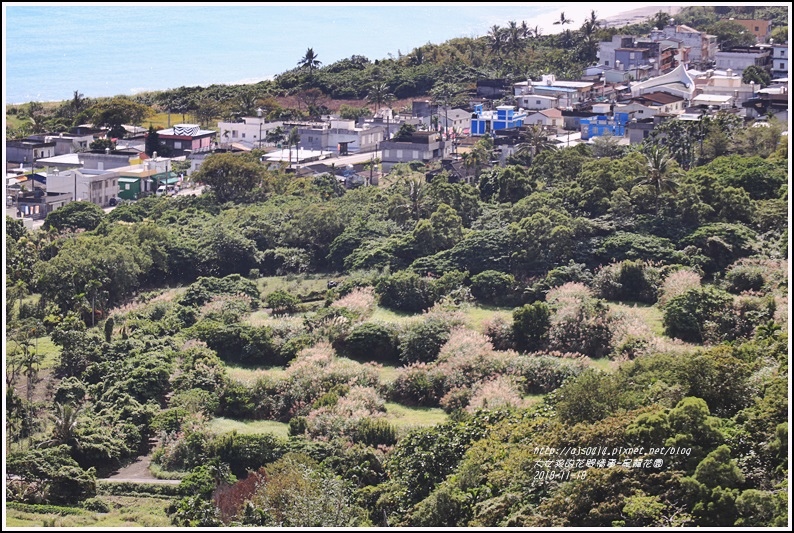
<box><xmin>536</xmin><ymin>100</ymin><xmax>541</xmax><ymax>105</ymax></box>
<box><xmin>605</xmin><ymin>60</ymin><xmax>610</xmax><ymax>66</ymax></box>
<box><xmin>754</xmin><ymin>26</ymin><xmax>759</xmax><ymax>32</ymax></box>
<box><xmin>781</xmin><ymin>63</ymin><xmax>785</xmax><ymax>69</ymax></box>
<box><xmin>241</xmin><ymin>134</ymin><xmax>245</xmax><ymax>139</ymax></box>
<box><xmin>174</xmin><ymin>141</ymin><xmax>182</xmax><ymax>149</ymax></box>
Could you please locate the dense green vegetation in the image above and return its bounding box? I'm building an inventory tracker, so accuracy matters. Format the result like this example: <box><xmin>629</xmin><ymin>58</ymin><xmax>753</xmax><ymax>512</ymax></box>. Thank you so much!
<box><xmin>4</xmin><ymin>5</ymin><xmax>790</xmax><ymax>528</ymax></box>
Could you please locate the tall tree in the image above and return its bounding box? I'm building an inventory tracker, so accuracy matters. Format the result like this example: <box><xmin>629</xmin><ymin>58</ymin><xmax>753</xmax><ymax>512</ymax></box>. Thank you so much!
<box><xmin>286</xmin><ymin>126</ymin><xmax>301</xmax><ymax>169</ymax></box>
<box><xmin>516</xmin><ymin>124</ymin><xmax>557</xmax><ymax>166</ymax></box>
<box><xmin>553</xmin><ymin>11</ymin><xmax>573</xmax><ymax>26</ymax></box>
<box><xmin>366</xmin><ymin>82</ymin><xmax>394</xmax><ymax>112</ymax></box>
<box><xmin>191</xmin><ymin>152</ymin><xmax>267</xmax><ymax>203</ymax></box>
<box><xmin>636</xmin><ymin>145</ymin><xmax>680</xmax><ymax>210</ymax></box>
<box><xmin>298</xmin><ymin>47</ymin><xmax>322</xmax><ymax>79</ymax></box>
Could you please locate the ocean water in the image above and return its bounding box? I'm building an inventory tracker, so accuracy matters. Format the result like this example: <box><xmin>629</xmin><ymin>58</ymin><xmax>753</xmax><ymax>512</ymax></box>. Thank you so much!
<box><xmin>4</xmin><ymin>3</ymin><xmax>569</xmax><ymax>104</ymax></box>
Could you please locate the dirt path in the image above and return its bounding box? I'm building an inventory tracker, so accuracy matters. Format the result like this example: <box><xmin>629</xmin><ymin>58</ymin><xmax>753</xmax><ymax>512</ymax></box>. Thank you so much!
<box><xmin>101</xmin><ymin>454</ymin><xmax>180</xmax><ymax>485</ymax></box>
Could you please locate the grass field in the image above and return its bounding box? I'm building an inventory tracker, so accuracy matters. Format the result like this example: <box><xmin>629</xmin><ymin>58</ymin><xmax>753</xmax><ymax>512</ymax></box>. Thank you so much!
<box><xmin>258</xmin><ymin>274</ymin><xmax>340</xmax><ymax>299</ymax></box>
<box><xmin>384</xmin><ymin>402</ymin><xmax>448</xmax><ymax>430</ymax></box>
<box><xmin>208</xmin><ymin>417</ymin><xmax>290</xmax><ymax>438</ymax></box>
<box><xmin>609</xmin><ymin>300</ymin><xmax>666</xmax><ymax>336</ymax></box>
<box><xmin>225</xmin><ymin>364</ymin><xmax>286</xmax><ymax>384</ymax></box>
<box><xmin>368</xmin><ymin>306</ymin><xmax>420</xmax><ymax>325</ymax></box>
<box><xmin>5</xmin><ymin>336</ymin><xmax>61</xmax><ymax>370</ymax></box>
<box><xmin>5</xmin><ymin>496</ymin><xmax>172</xmax><ymax>528</ymax></box>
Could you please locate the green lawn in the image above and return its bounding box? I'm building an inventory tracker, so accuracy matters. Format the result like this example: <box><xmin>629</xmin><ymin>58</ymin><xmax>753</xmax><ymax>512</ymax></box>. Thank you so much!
<box><xmin>258</xmin><ymin>274</ymin><xmax>340</xmax><ymax>300</ymax></box>
<box><xmin>5</xmin><ymin>336</ymin><xmax>61</xmax><ymax>370</ymax></box>
<box><xmin>368</xmin><ymin>306</ymin><xmax>419</xmax><ymax>325</ymax></box>
<box><xmin>208</xmin><ymin>417</ymin><xmax>290</xmax><ymax>438</ymax></box>
<box><xmin>384</xmin><ymin>402</ymin><xmax>448</xmax><ymax>430</ymax></box>
<box><xmin>376</xmin><ymin>364</ymin><xmax>402</xmax><ymax>385</ymax></box>
<box><xmin>5</xmin><ymin>496</ymin><xmax>172</xmax><ymax>527</ymax></box>
<box><xmin>462</xmin><ymin>305</ymin><xmax>514</xmax><ymax>332</ymax></box>
<box><xmin>225</xmin><ymin>364</ymin><xmax>286</xmax><ymax>384</ymax></box>
<box><xmin>609</xmin><ymin>300</ymin><xmax>665</xmax><ymax>336</ymax></box>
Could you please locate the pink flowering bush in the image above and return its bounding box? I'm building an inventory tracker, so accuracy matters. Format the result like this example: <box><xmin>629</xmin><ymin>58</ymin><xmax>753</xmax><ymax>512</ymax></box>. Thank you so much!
<box><xmin>466</xmin><ymin>376</ymin><xmax>525</xmax><ymax>413</ymax></box>
<box><xmin>331</xmin><ymin>287</ymin><xmax>377</xmax><ymax>320</ymax></box>
<box><xmin>269</xmin><ymin>342</ymin><xmax>380</xmax><ymax>420</ymax></box>
<box><xmin>658</xmin><ymin>269</ymin><xmax>701</xmax><ymax>307</ymax></box>
<box><xmin>304</xmin><ymin>385</ymin><xmax>387</xmax><ymax>441</ymax></box>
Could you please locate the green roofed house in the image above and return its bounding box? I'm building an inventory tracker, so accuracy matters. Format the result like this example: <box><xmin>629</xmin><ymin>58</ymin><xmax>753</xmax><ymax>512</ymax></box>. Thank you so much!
<box><xmin>117</xmin><ymin>176</ymin><xmax>142</xmax><ymax>200</ymax></box>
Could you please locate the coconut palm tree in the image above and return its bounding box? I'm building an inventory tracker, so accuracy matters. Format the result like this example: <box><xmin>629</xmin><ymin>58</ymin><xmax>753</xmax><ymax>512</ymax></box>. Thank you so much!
<box><xmin>516</xmin><ymin>124</ymin><xmax>557</xmax><ymax>166</ymax></box>
<box><xmin>50</xmin><ymin>403</ymin><xmax>82</xmax><ymax>447</ymax></box>
<box><xmin>298</xmin><ymin>48</ymin><xmax>322</xmax><ymax>78</ymax></box>
<box><xmin>487</xmin><ymin>25</ymin><xmax>506</xmax><ymax>58</ymax></box>
<box><xmin>635</xmin><ymin>145</ymin><xmax>680</xmax><ymax>210</ymax></box>
<box><xmin>366</xmin><ymin>82</ymin><xmax>394</xmax><ymax>113</ymax></box>
<box><xmin>286</xmin><ymin>127</ymin><xmax>300</xmax><ymax>169</ymax></box>
<box><xmin>553</xmin><ymin>12</ymin><xmax>573</xmax><ymax>26</ymax></box>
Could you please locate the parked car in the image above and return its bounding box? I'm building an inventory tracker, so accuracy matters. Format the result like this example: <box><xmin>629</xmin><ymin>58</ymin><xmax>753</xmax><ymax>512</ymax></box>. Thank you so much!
<box><xmin>156</xmin><ymin>184</ymin><xmax>178</xmax><ymax>196</ymax></box>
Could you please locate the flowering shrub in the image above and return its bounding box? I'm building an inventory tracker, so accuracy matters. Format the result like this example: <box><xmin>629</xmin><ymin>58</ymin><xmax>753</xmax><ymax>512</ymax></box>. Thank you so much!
<box><xmin>388</xmin><ymin>363</ymin><xmax>445</xmax><ymax>407</ymax></box>
<box><xmin>609</xmin><ymin>308</ymin><xmax>656</xmax><ymax>360</ymax></box>
<box><xmin>547</xmin><ymin>287</ymin><xmax>614</xmax><ymax>358</ymax></box>
<box><xmin>434</xmin><ymin>328</ymin><xmax>513</xmax><ymax>390</ymax></box>
<box><xmin>331</xmin><ymin>287</ymin><xmax>377</xmax><ymax>320</ymax></box>
<box><xmin>268</xmin><ymin>343</ymin><xmax>380</xmax><ymax>420</ymax></box>
<box><xmin>466</xmin><ymin>376</ymin><xmax>524</xmax><ymax>413</ymax></box>
<box><xmin>304</xmin><ymin>385</ymin><xmax>387</xmax><ymax>441</ymax></box>
<box><xmin>482</xmin><ymin>316</ymin><xmax>515</xmax><ymax>351</ymax></box>
<box><xmin>546</xmin><ymin>282</ymin><xmax>593</xmax><ymax>307</ymax></box>
<box><xmin>200</xmin><ymin>294</ymin><xmax>255</xmax><ymax>323</ymax></box>
<box><xmin>658</xmin><ymin>269</ymin><xmax>702</xmax><ymax>307</ymax></box>
<box><xmin>508</xmin><ymin>355</ymin><xmax>587</xmax><ymax>394</ymax></box>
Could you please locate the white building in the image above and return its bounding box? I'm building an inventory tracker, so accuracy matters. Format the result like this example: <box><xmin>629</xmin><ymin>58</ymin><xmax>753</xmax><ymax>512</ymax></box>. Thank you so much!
<box><xmin>46</xmin><ymin>168</ymin><xmax>120</xmax><ymax>207</ymax></box>
<box><xmin>515</xmin><ymin>94</ymin><xmax>559</xmax><ymax>110</ymax></box>
<box><xmin>715</xmin><ymin>46</ymin><xmax>772</xmax><ymax>74</ymax></box>
<box><xmin>771</xmin><ymin>43</ymin><xmax>788</xmax><ymax>79</ymax></box>
<box><xmin>217</xmin><ymin>116</ymin><xmax>284</xmax><ymax>149</ymax></box>
<box><xmin>658</xmin><ymin>24</ymin><xmax>718</xmax><ymax>69</ymax></box>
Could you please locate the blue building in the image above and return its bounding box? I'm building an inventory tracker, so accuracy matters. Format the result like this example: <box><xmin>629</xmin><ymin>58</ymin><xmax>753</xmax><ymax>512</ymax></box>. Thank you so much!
<box><xmin>579</xmin><ymin>112</ymin><xmax>630</xmax><ymax>140</ymax></box>
<box><xmin>470</xmin><ymin>105</ymin><xmax>527</xmax><ymax>136</ymax></box>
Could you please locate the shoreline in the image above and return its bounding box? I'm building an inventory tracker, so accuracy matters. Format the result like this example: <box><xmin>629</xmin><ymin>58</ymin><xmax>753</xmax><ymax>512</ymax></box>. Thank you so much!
<box><xmin>5</xmin><ymin>4</ymin><xmax>686</xmax><ymax>107</ymax></box>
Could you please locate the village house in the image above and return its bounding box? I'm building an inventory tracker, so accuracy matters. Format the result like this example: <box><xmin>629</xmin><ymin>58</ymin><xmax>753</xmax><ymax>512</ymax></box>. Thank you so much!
<box><xmin>470</xmin><ymin>104</ymin><xmax>527</xmax><ymax>136</ymax></box>
<box><xmin>771</xmin><ymin>43</ymin><xmax>788</xmax><ymax>79</ymax></box>
<box><xmin>515</xmin><ymin>94</ymin><xmax>559</xmax><ymax>111</ymax></box>
<box><xmin>281</xmin><ymin>118</ymin><xmax>385</xmax><ymax>156</ymax></box>
<box><xmin>658</xmin><ymin>23</ymin><xmax>718</xmax><ymax>69</ymax></box>
<box><xmin>714</xmin><ymin>45</ymin><xmax>772</xmax><ymax>74</ymax></box>
<box><xmin>728</xmin><ymin>18</ymin><xmax>773</xmax><ymax>43</ymax></box>
<box><xmin>151</xmin><ymin>124</ymin><xmax>216</xmax><ymax>157</ymax></box>
<box><xmin>6</xmin><ymin>139</ymin><xmax>56</xmax><ymax>170</ymax></box>
<box><xmin>514</xmin><ymin>75</ymin><xmax>596</xmax><ymax>109</ymax></box>
<box><xmin>44</xmin><ymin>167</ymin><xmax>120</xmax><ymax>207</ymax></box>
<box><xmin>379</xmin><ymin>131</ymin><xmax>451</xmax><ymax>172</ymax></box>
<box><xmin>217</xmin><ymin>115</ymin><xmax>284</xmax><ymax>150</ymax></box>
<box><xmin>525</xmin><ymin>108</ymin><xmax>563</xmax><ymax>129</ymax></box>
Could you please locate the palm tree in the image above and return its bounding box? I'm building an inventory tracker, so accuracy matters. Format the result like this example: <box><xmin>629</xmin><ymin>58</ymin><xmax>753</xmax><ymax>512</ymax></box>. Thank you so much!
<box><xmin>298</xmin><ymin>48</ymin><xmax>322</xmax><ymax>78</ymax></box>
<box><xmin>50</xmin><ymin>403</ymin><xmax>82</xmax><ymax>447</ymax></box>
<box><xmin>487</xmin><ymin>25</ymin><xmax>506</xmax><ymax>58</ymax></box>
<box><xmin>635</xmin><ymin>145</ymin><xmax>680</xmax><ymax>210</ymax></box>
<box><xmin>515</xmin><ymin>124</ymin><xmax>556</xmax><ymax>165</ymax></box>
<box><xmin>580</xmin><ymin>11</ymin><xmax>601</xmax><ymax>62</ymax></box>
<box><xmin>650</xmin><ymin>10</ymin><xmax>671</xmax><ymax>29</ymax></box>
<box><xmin>286</xmin><ymin>126</ymin><xmax>300</xmax><ymax>170</ymax></box>
<box><xmin>266</xmin><ymin>125</ymin><xmax>285</xmax><ymax>146</ymax></box>
<box><xmin>366</xmin><ymin>82</ymin><xmax>394</xmax><ymax>113</ymax></box>
<box><xmin>506</xmin><ymin>20</ymin><xmax>523</xmax><ymax>57</ymax></box>
<box><xmin>553</xmin><ymin>12</ymin><xmax>573</xmax><ymax>26</ymax></box>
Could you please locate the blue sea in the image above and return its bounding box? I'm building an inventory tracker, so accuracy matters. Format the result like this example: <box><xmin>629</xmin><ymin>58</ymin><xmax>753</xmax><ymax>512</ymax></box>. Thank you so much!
<box><xmin>3</xmin><ymin>3</ymin><xmax>575</xmax><ymax>105</ymax></box>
